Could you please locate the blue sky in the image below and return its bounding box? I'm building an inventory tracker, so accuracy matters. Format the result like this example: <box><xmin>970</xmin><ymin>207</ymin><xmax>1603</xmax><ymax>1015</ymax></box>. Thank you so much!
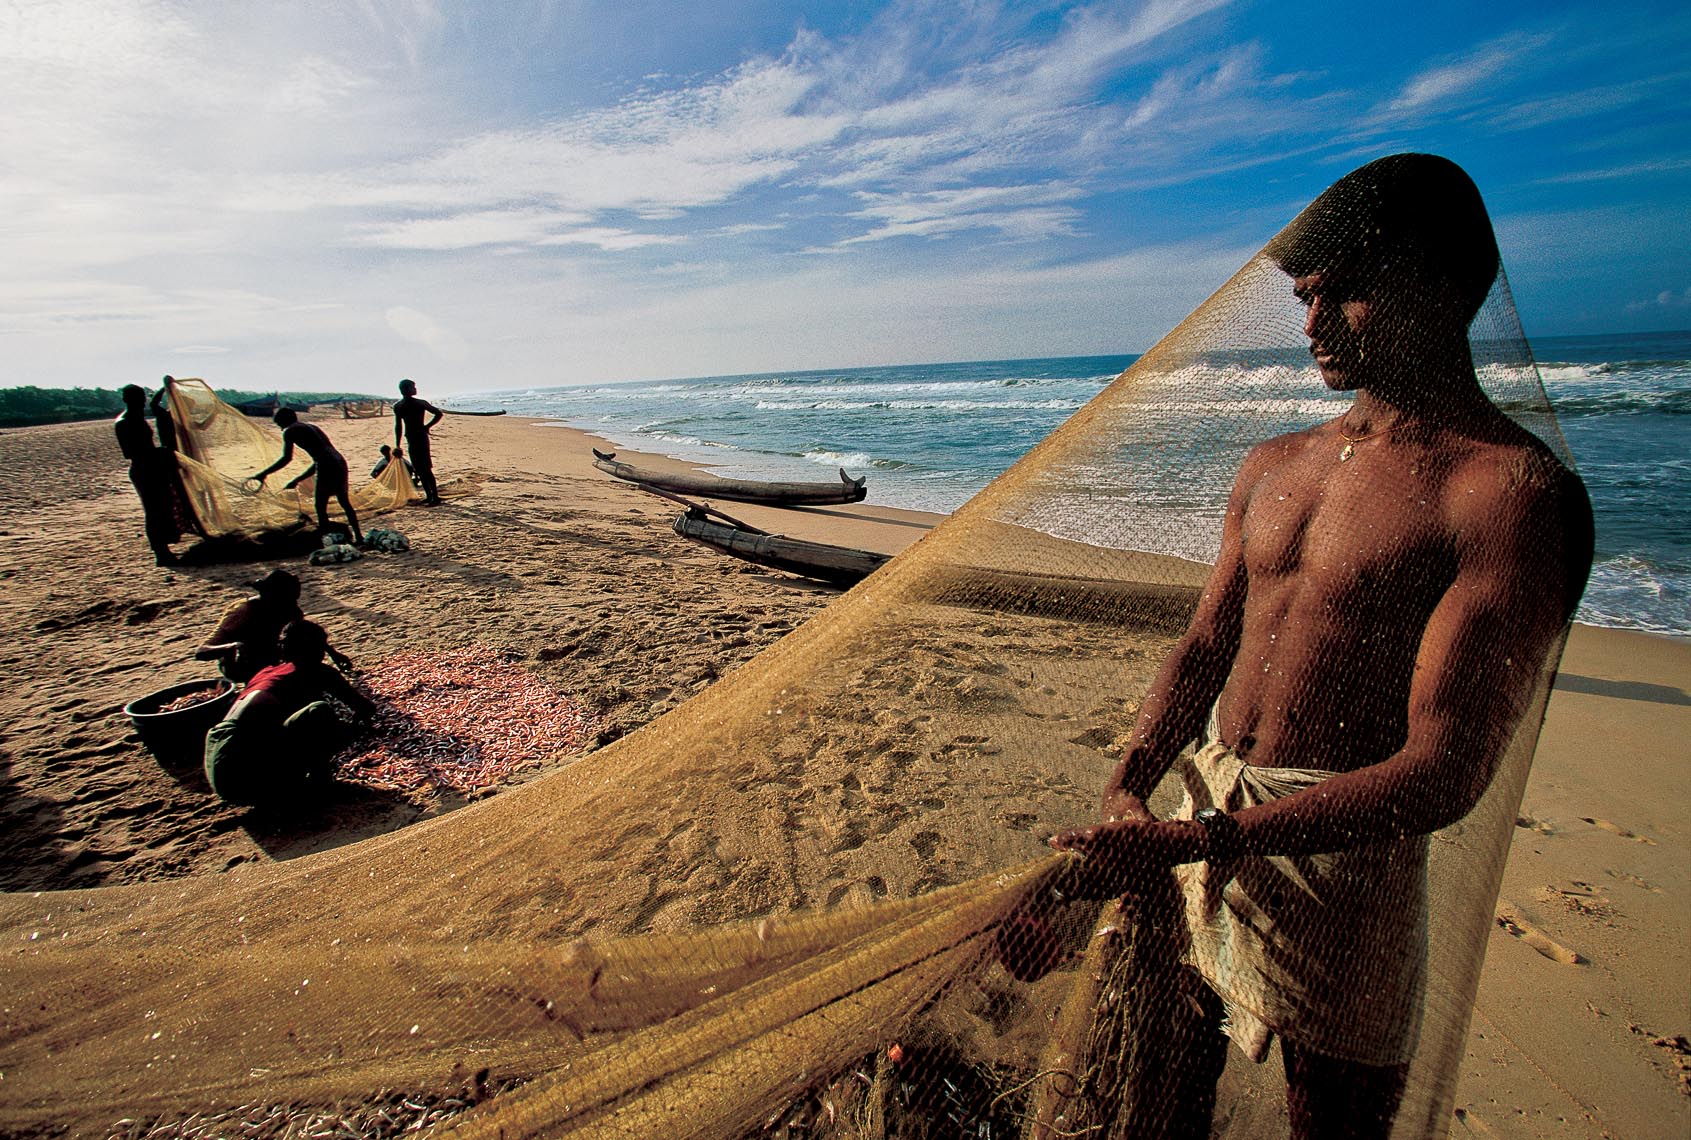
<box><xmin>3</xmin><ymin>0</ymin><xmax>1688</xmax><ymax>394</ymax></box>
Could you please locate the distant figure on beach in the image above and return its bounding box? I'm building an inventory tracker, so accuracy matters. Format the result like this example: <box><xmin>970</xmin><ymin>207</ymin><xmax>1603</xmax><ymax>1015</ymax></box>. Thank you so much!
<box><xmin>253</xmin><ymin>408</ymin><xmax>363</xmax><ymax>546</ymax></box>
<box><xmin>195</xmin><ymin>569</ymin><xmax>353</xmax><ymax>683</ymax></box>
<box><xmin>203</xmin><ymin>620</ymin><xmax>375</xmax><ymax>809</ymax></box>
<box><xmin>393</xmin><ymin>378</ymin><xmax>443</xmax><ymax>505</ymax></box>
<box><xmin>1049</xmin><ymin>155</ymin><xmax>1594</xmax><ymax>1139</ymax></box>
<box><xmin>114</xmin><ymin>383</ymin><xmax>200</xmax><ymax>565</ymax></box>
<box><xmin>371</xmin><ymin>443</ymin><xmax>422</xmax><ymax>487</ymax></box>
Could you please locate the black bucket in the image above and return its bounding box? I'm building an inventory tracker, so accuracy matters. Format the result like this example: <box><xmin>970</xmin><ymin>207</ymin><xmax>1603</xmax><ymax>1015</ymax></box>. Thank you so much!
<box><xmin>124</xmin><ymin>679</ymin><xmax>237</xmax><ymax>768</ymax></box>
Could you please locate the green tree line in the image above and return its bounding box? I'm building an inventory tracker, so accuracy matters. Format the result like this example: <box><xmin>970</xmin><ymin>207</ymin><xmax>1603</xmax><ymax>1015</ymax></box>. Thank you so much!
<box><xmin>0</xmin><ymin>386</ymin><xmax>379</xmax><ymax>429</ymax></box>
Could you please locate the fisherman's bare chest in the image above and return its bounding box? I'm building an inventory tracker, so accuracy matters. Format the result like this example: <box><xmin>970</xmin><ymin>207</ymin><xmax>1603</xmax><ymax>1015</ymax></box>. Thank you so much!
<box><xmin>1239</xmin><ymin>442</ymin><xmax>1459</xmax><ymax>606</ymax></box>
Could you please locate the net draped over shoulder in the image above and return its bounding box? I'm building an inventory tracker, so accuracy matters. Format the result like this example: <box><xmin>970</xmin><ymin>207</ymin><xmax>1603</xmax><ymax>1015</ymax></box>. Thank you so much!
<box><xmin>0</xmin><ymin>160</ymin><xmax>1578</xmax><ymax>1139</ymax></box>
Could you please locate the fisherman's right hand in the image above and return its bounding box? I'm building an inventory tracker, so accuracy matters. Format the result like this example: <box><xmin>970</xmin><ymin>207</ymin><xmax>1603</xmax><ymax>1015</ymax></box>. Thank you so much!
<box><xmin>1100</xmin><ymin>787</ymin><xmax>1153</xmax><ymax>824</ymax></box>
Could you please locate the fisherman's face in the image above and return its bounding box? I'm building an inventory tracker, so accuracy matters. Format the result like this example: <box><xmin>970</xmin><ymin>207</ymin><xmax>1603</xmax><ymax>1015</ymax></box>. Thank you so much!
<box><xmin>1293</xmin><ymin>269</ymin><xmax>1376</xmax><ymax>391</ymax></box>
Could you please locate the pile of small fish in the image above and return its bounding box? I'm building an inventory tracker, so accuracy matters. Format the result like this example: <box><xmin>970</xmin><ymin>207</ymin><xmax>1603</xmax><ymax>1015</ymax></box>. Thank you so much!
<box><xmin>156</xmin><ymin>685</ymin><xmax>227</xmax><ymax>714</ymax></box>
<box><xmin>334</xmin><ymin>648</ymin><xmax>594</xmax><ymax>793</ymax></box>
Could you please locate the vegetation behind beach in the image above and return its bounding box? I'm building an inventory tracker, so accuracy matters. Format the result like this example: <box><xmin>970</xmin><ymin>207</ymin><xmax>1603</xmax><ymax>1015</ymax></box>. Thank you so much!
<box><xmin>0</xmin><ymin>386</ymin><xmax>377</xmax><ymax>429</ymax></box>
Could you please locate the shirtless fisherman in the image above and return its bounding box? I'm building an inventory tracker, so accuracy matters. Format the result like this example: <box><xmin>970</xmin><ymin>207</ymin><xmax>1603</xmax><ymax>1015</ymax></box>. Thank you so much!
<box><xmin>195</xmin><ymin>569</ymin><xmax>353</xmax><ymax>683</ymax></box>
<box><xmin>394</xmin><ymin>378</ymin><xmax>443</xmax><ymax>505</ymax></box>
<box><xmin>253</xmin><ymin>408</ymin><xmax>363</xmax><ymax>546</ymax></box>
<box><xmin>1051</xmin><ymin>154</ymin><xmax>1594</xmax><ymax>1138</ymax></box>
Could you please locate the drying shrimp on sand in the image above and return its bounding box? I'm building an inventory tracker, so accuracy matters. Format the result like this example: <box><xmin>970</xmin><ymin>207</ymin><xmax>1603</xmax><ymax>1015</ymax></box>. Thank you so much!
<box><xmin>334</xmin><ymin>647</ymin><xmax>595</xmax><ymax>794</ymax></box>
<box><xmin>157</xmin><ymin>685</ymin><xmax>228</xmax><ymax>713</ymax></box>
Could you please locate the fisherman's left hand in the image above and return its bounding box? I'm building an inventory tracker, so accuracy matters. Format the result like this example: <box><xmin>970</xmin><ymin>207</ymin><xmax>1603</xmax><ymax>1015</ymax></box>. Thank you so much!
<box><xmin>330</xmin><ymin>649</ymin><xmax>355</xmax><ymax>673</ymax></box>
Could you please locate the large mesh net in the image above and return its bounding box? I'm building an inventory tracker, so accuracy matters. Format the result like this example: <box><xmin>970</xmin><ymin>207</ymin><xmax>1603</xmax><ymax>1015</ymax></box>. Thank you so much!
<box><xmin>0</xmin><ymin>156</ymin><xmax>1589</xmax><ymax>1139</ymax></box>
<box><xmin>163</xmin><ymin>378</ymin><xmax>422</xmax><ymax>540</ymax></box>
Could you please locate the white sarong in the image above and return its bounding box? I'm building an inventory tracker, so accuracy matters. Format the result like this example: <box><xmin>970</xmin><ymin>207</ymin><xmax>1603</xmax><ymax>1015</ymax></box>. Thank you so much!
<box><xmin>1174</xmin><ymin>741</ymin><xmax>1428</xmax><ymax>1067</ymax></box>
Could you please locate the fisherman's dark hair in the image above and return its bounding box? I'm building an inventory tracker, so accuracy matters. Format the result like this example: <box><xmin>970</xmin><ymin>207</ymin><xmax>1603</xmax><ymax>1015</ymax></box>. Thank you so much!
<box><xmin>280</xmin><ymin>619</ymin><xmax>329</xmax><ymax>662</ymax></box>
<box><xmin>1266</xmin><ymin>153</ymin><xmax>1500</xmax><ymax>324</ymax></box>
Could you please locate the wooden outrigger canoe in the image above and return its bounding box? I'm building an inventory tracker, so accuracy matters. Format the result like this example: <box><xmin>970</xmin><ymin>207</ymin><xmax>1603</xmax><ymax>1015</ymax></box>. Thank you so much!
<box><xmin>671</xmin><ymin>507</ymin><xmax>889</xmax><ymax>587</ymax></box>
<box><xmin>593</xmin><ymin>448</ymin><xmax>867</xmax><ymax>507</ymax></box>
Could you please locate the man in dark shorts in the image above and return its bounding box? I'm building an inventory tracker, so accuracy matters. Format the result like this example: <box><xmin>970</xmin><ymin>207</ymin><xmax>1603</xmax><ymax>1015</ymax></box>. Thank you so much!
<box><xmin>1049</xmin><ymin>155</ymin><xmax>1594</xmax><ymax>1139</ymax></box>
<box><xmin>393</xmin><ymin>378</ymin><xmax>443</xmax><ymax>505</ymax></box>
<box><xmin>195</xmin><ymin>569</ymin><xmax>352</xmax><ymax>682</ymax></box>
<box><xmin>253</xmin><ymin>408</ymin><xmax>363</xmax><ymax>545</ymax></box>
<box><xmin>203</xmin><ymin>620</ymin><xmax>375</xmax><ymax>808</ymax></box>
<box><xmin>114</xmin><ymin>384</ymin><xmax>199</xmax><ymax>565</ymax></box>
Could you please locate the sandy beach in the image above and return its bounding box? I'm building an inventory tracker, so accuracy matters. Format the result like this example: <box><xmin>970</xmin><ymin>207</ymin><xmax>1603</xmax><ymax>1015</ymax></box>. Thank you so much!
<box><xmin>0</xmin><ymin>410</ymin><xmax>1685</xmax><ymax>1137</ymax></box>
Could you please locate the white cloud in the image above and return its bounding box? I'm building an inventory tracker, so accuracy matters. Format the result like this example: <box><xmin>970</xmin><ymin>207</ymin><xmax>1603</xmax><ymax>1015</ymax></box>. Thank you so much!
<box><xmin>266</xmin><ymin>55</ymin><xmax>376</xmax><ymax>114</ymax></box>
<box><xmin>386</xmin><ymin>305</ymin><xmax>470</xmax><ymax>363</ymax></box>
<box><xmin>1381</xmin><ymin>32</ymin><xmax>1551</xmax><ymax>117</ymax></box>
<box><xmin>535</xmin><ymin>228</ymin><xmax>684</xmax><ymax>252</ymax></box>
<box><xmin>838</xmin><ymin>184</ymin><xmax>1085</xmax><ymax>245</ymax></box>
<box><xmin>1535</xmin><ymin>157</ymin><xmax>1691</xmax><ymax>185</ymax></box>
<box><xmin>289</xmin><ymin>55</ymin><xmax>843</xmax><ymax>221</ymax></box>
<box><xmin>1625</xmin><ymin>287</ymin><xmax>1691</xmax><ymax>313</ymax></box>
<box><xmin>354</xmin><ymin>209</ymin><xmax>593</xmax><ymax>251</ymax></box>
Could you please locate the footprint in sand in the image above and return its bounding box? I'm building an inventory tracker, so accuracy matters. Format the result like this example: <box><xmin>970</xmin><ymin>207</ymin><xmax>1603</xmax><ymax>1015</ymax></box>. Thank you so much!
<box><xmin>1579</xmin><ymin>817</ymin><xmax>1656</xmax><ymax>844</ymax></box>
<box><xmin>1451</xmin><ymin>1108</ymin><xmax>1501</xmax><ymax>1137</ymax></box>
<box><xmin>1067</xmin><ymin>726</ymin><xmax>1118</xmax><ymax>750</ymax></box>
<box><xmin>1604</xmin><ymin>868</ymin><xmax>1663</xmax><ymax>894</ymax></box>
<box><xmin>1513</xmin><ymin>812</ymin><xmax>1554</xmax><ymax>835</ymax></box>
<box><xmin>1495</xmin><ymin>902</ymin><xmax>1583</xmax><ymax>964</ymax></box>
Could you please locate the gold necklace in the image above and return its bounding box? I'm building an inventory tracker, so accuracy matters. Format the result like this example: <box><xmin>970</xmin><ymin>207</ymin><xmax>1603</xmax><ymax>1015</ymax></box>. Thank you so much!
<box><xmin>1336</xmin><ymin>413</ymin><xmax>1434</xmax><ymax>462</ymax></box>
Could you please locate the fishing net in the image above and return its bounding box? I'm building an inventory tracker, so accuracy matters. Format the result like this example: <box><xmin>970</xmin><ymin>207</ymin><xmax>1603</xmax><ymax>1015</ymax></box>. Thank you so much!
<box><xmin>162</xmin><ymin>378</ymin><xmax>422</xmax><ymax>541</ymax></box>
<box><xmin>1</xmin><ymin>156</ymin><xmax>1589</xmax><ymax>1139</ymax></box>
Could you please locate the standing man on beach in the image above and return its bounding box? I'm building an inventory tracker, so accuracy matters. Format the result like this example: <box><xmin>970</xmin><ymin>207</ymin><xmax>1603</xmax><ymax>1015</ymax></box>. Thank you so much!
<box><xmin>1050</xmin><ymin>155</ymin><xmax>1593</xmax><ymax>1138</ymax></box>
<box><xmin>253</xmin><ymin>408</ymin><xmax>364</xmax><ymax>546</ymax></box>
<box><xmin>394</xmin><ymin>378</ymin><xmax>444</xmax><ymax>506</ymax></box>
<box><xmin>114</xmin><ymin>383</ymin><xmax>198</xmax><ymax>565</ymax></box>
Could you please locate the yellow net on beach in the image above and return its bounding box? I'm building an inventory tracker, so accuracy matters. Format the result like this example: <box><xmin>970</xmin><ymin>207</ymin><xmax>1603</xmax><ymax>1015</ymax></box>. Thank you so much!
<box><xmin>163</xmin><ymin>378</ymin><xmax>421</xmax><ymax>540</ymax></box>
<box><xmin>0</xmin><ymin>156</ymin><xmax>1588</xmax><ymax>1139</ymax></box>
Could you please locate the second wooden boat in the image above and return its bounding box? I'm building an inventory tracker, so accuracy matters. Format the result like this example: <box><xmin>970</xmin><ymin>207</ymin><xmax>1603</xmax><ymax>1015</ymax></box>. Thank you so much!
<box><xmin>672</xmin><ymin>508</ymin><xmax>889</xmax><ymax>587</ymax></box>
<box><xmin>593</xmin><ymin>448</ymin><xmax>867</xmax><ymax>507</ymax></box>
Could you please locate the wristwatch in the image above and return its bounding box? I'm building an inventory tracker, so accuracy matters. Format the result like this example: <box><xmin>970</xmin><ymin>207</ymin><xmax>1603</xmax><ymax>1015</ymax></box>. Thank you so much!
<box><xmin>1194</xmin><ymin>807</ymin><xmax>1243</xmax><ymax>862</ymax></box>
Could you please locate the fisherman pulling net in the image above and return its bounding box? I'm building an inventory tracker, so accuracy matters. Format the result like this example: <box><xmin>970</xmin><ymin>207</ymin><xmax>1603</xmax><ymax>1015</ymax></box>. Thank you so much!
<box><xmin>0</xmin><ymin>155</ymin><xmax>1590</xmax><ymax>1139</ymax></box>
<box><xmin>158</xmin><ymin>377</ymin><xmax>424</xmax><ymax>545</ymax></box>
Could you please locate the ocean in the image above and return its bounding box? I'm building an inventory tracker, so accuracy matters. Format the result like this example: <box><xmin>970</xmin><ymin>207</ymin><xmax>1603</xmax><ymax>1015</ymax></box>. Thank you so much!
<box><xmin>460</xmin><ymin>332</ymin><xmax>1688</xmax><ymax>638</ymax></box>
